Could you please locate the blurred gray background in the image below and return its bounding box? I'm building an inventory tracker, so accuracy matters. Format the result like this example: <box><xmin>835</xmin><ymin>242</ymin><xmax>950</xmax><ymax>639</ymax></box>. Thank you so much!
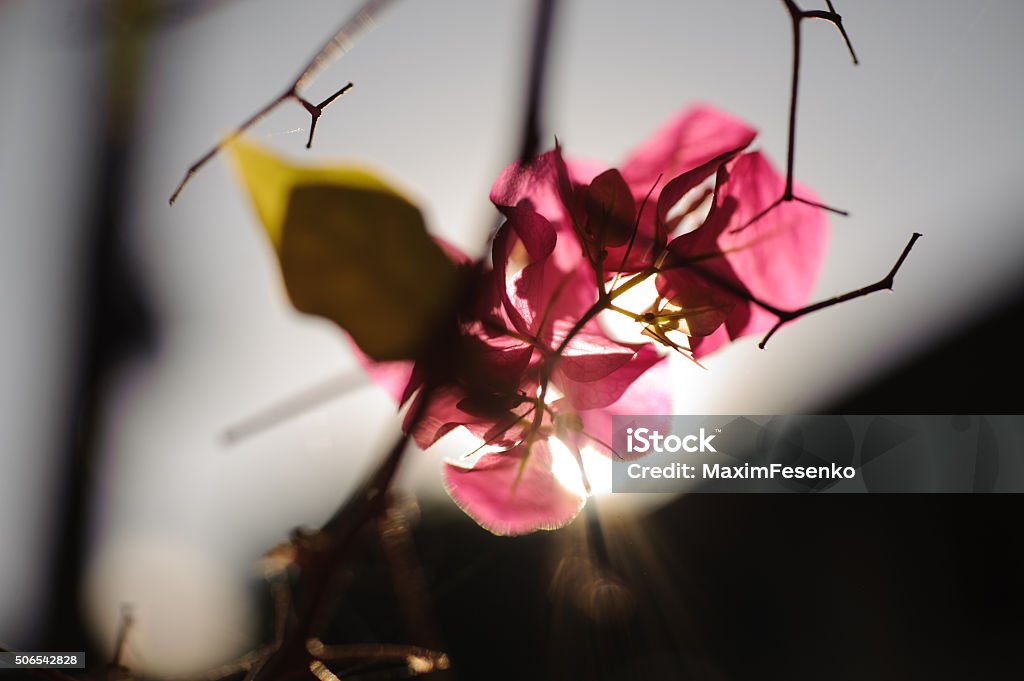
<box><xmin>1</xmin><ymin>0</ymin><xmax>1022</xmax><ymax>674</ymax></box>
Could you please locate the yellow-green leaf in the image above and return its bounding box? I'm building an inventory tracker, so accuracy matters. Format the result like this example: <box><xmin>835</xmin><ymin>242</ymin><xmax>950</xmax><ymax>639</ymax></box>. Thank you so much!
<box><xmin>228</xmin><ymin>138</ymin><xmax>458</xmax><ymax>361</ymax></box>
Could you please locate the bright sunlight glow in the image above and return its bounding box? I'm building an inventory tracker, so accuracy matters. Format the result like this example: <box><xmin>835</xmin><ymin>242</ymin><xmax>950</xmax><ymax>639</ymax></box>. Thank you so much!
<box><xmin>549</xmin><ymin>439</ymin><xmax>613</xmax><ymax>498</ymax></box>
<box><xmin>599</xmin><ymin>274</ymin><xmax>662</xmax><ymax>345</ymax></box>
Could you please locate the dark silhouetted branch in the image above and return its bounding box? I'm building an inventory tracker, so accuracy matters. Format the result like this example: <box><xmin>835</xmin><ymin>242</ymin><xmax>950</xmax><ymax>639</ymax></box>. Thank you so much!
<box><xmin>655</xmin><ymin>234</ymin><xmax>921</xmax><ymax>350</ymax></box>
<box><xmin>169</xmin><ymin>0</ymin><xmax>397</xmax><ymax>204</ymax></box>
<box><xmin>758</xmin><ymin>232</ymin><xmax>921</xmax><ymax>348</ymax></box>
<box><xmin>736</xmin><ymin>1</ymin><xmax>858</xmax><ymax>232</ymax></box>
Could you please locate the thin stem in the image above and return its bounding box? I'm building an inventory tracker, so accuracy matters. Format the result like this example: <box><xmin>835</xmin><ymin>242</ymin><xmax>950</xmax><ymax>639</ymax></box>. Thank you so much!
<box><xmin>794</xmin><ymin>194</ymin><xmax>849</xmax><ymax>215</ymax></box>
<box><xmin>734</xmin><ymin>0</ymin><xmax>858</xmax><ymax>231</ymax></box>
<box><xmin>168</xmin><ymin>0</ymin><xmax>396</xmax><ymax>204</ymax></box>
<box><xmin>608</xmin><ymin>266</ymin><xmax>659</xmax><ymax>303</ymax></box>
<box><xmin>784</xmin><ymin>1</ymin><xmax>801</xmax><ymax>200</ymax></box>
<box><xmin>299</xmin><ymin>83</ymin><xmax>355</xmax><ymax>149</ymax></box>
<box><xmin>652</xmin><ymin>233</ymin><xmax>920</xmax><ymax>350</ymax></box>
<box><xmin>607</xmin><ymin>302</ymin><xmax>643</xmax><ymax>321</ymax></box>
<box><xmin>758</xmin><ymin>233</ymin><xmax>921</xmax><ymax>347</ymax></box>
<box><xmin>819</xmin><ymin>1</ymin><xmax>859</xmax><ymax>64</ymax></box>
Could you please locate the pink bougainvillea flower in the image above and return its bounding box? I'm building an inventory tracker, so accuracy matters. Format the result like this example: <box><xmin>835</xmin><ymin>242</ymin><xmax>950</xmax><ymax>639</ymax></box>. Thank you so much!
<box><xmin>490</xmin><ymin>105</ymin><xmax>758</xmax><ymax>275</ymax></box>
<box><xmin>656</xmin><ymin>151</ymin><xmax>828</xmax><ymax>357</ymax></box>
<box><xmin>360</xmin><ymin>104</ymin><xmax>828</xmax><ymax>535</ymax></box>
<box><xmin>369</xmin><ymin>208</ymin><xmax>664</xmax><ymax>451</ymax></box>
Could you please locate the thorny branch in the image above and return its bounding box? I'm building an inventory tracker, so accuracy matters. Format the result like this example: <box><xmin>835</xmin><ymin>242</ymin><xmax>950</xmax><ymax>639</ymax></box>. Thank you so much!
<box><xmin>738</xmin><ymin>0</ymin><xmax>858</xmax><ymax>231</ymax></box>
<box><xmin>656</xmin><ymin>233</ymin><xmax>922</xmax><ymax>350</ymax></box>
<box><xmin>756</xmin><ymin>232</ymin><xmax>921</xmax><ymax>348</ymax></box>
<box><xmin>168</xmin><ymin>0</ymin><xmax>399</xmax><ymax>204</ymax></box>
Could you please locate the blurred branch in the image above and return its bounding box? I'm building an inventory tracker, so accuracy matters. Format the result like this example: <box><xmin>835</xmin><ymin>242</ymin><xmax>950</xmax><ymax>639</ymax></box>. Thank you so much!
<box><xmin>44</xmin><ymin>0</ymin><xmax>158</xmax><ymax>662</ymax></box>
<box><xmin>517</xmin><ymin>0</ymin><xmax>559</xmax><ymax>162</ymax></box>
<box><xmin>222</xmin><ymin>370</ymin><xmax>368</xmax><ymax>444</ymax></box>
<box><xmin>376</xmin><ymin>501</ymin><xmax>446</xmax><ymax>662</ymax></box>
<box><xmin>107</xmin><ymin>605</ymin><xmax>133</xmax><ymax>674</ymax></box>
<box><xmin>80</xmin><ymin>0</ymin><xmax>246</xmax><ymax>38</ymax></box>
<box><xmin>169</xmin><ymin>0</ymin><xmax>399</xmax><ymax>204</ymax></box>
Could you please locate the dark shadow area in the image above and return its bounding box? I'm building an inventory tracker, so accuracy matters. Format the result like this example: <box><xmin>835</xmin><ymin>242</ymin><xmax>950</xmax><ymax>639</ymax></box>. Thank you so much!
<box><xmin>308</xmin><ymin>492</ymin><xmax>1023</xmax><ymax>681</ymax></box>
<box><xmin>307</xmin><ymin>294</ymin><xmax>1024</xmax><ymax>681</ymax></box>
<box><xmin>829</xmin><ymin>284</ymin><xmax>1024</xmax><ymax>414</ymax></box>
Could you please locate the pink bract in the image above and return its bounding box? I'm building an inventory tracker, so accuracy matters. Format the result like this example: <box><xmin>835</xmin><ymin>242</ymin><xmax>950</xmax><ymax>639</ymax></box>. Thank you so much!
<box><xmin>444</xmin><ymin>441</ymin><xmax>586</xmax><ymax>536</ymax></box>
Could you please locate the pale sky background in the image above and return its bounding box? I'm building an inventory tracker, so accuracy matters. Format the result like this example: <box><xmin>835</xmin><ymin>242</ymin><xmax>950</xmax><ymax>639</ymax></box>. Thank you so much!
<box><xmin>2</xmin><ymin>0</ymin><xmax>1023</xmax><ymax>674</ymax></box>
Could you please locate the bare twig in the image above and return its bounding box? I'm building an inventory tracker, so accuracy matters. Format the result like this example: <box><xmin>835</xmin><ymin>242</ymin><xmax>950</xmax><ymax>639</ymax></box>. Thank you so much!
<box><xmin>653</xmin><ymin>233</ymin><xmax>920</xmax><ymax>350</ymax></box>
<box><xmin>782</xmin><ymin>0</ymin><xmax>857</xmax><ymax>197</ymax></box>
<box><xmin>168</xmin><ymin>0</ymin><xmax>398</xmax><ymax>204</ymax></box>
<box><xmin>757</xmin><ymin>232</ymin><xmax>921</xmax><ymax>348</ymax></box>
<box><xmin>736</xmin><ymin>1</ymin><xmax>858</xmax><ymax>231</ymax></box>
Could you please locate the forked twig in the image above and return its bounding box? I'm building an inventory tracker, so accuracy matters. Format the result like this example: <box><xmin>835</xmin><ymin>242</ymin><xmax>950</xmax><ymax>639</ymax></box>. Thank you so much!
<box><xmin>736</xmin><ymin>1</ymin><xmax>858</xmax><ymax>232</ymax></box>
<box><xmin>783</xmin><ymin>0</ymin><xmax>857</xmax><ymax>195</ymax></box>
<box><xmin>168</xmin><ymin>0</ymin><xmax>399</xmax><ymax>204</ymax></box>
<box><xmin>657</xmin><ymin>233</ymin><xmax>921</xmax><ymax>350</ymax></box>
<box><xmin>757</xmin><ymin>232</ymin><xmax>921</xmax><ymax>348</ymax></box>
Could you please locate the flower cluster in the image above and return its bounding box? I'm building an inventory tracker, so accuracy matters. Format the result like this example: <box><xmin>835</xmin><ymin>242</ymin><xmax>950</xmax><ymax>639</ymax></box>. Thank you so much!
<box><xmin>363</xmin><ymin>105</ymin><xmax>828</xmax><ymax>534</ymax></box>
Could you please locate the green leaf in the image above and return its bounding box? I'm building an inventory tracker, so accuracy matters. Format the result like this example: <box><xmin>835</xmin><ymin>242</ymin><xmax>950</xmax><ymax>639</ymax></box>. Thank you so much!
<box><xmin>228</xmin><ymin>139</ymin><xmax>458</xmax><ymax>361</ymax></box>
